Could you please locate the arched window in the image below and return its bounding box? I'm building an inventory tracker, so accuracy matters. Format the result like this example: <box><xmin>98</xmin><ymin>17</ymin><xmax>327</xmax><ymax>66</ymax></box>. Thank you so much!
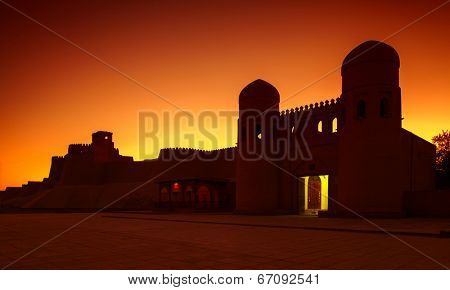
<box><xmin>357</xmin><ymin>100</ymin><xmax>366</xmax><ymax>119</ymax></box>
<box><xmin>332</xmin><ymin>117</ymin><xmax>338</xmax><ymax>133</ymax></box>
<box><xmin>317</xmin><ymin>121</ymin><xmax>323</xmax><ymax>133</ymax></box>
<box><xmin>171</xmin><ymin>182</ymin><xmax>181</xmax><ymax>192</ymax></box>
<box><xmin>380</xmin><ymin>97</ymin><xmax>390</xmax><ymax>117</ymax></box>
<box><xmin>184</xmin><ymin>185</ymin><xmax>193</xmax><ymax>206</ymax></box>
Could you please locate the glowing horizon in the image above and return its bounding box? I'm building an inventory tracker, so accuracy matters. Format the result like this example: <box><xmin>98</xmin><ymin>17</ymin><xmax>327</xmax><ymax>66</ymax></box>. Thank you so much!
<box><xmin>1</xmin><ymin>0</ymin><xmax>449</xmax><ymax>190</ymax></box>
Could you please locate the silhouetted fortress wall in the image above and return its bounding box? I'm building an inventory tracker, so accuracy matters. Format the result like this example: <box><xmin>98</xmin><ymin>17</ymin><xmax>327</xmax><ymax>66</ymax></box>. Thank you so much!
<box><xmin>0</xmin><ymin>40</ymin><xmax>447</xmax><ymax>217</ymax></box>
<box><xmin>23</xmin><ymin>183</ymin><xmax>157</xmax><ymax>209</ymax></box>
<box><xmin>0</xmin><ymin>134</ymin><xmax>236</xmax><ymax>209</ymax></box>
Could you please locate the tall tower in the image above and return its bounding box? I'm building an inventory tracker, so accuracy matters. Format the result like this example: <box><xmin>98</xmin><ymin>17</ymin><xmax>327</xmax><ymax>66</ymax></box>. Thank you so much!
<box><xmin>236</xmin><ymin>79</ymin><xmax>281</xmax><ymax>213</ymax></box>
<box><xmin>337</xmin><ymin>41</ymin><xmax>403</xmax><ymax>216</ymax></box>
<box><xmin>92</xmin><ymin>131</ymin><xmax>116</xmax><ymax>162</ymax></box>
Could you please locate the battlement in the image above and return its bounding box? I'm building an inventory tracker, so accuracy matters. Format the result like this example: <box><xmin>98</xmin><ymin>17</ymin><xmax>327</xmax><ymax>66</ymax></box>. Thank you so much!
<box><xmin>158</xmin><ymin>146</ymin><xmax>236</xmax><ymax>161</ymax></box>
<box><xmin>275</xmin><ymin>97</ymin><xmax>343</xmax><ymax>139</ymax></box>
<box><xmin>159</xmin><ymin>146</ymin><xmax>236</xmax><ymax>153</ymax></box>
<box><xmin>68</xmin><ymin>143</ymin><xmax>93</xmax><ymax>155</ymax></box>
<box><xmin>69</xmin><ymin>143</ymin><xmax>91</xmax><ymax>147</ymax></box>
<box><xmin>280</xmin><ymin>97</ymin><xmax>341</xmax><ymax>117</ymax></box>
<box><xmin>52</xmin><ymin>156</ymin><xmax>65</xmax><ymax>160</ymax></box>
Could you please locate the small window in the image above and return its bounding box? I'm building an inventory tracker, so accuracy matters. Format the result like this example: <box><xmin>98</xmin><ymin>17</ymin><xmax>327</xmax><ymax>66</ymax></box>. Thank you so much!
<box><xmin>380</xmin><ymin>98</ymin><xmax>390</xmax><ymax>117</ymax></box>
<box><xmin>332</xmin><ymin>118</ymin><xmax>338</xmax><ymax>133</ymax></box>
<box><xmin>357</xmin><ymin>100</ymin><xmax>366</xmax><ymax>119</ymax></box>
<box><xmin>255</xmin><ymin>125</ymin><xmax>262</xmax><ymax>140</ymax></box>
<box><xmin>317</xmin><ymin>121</ymin><xmax>323</xmax><ymax>133</ymax></box>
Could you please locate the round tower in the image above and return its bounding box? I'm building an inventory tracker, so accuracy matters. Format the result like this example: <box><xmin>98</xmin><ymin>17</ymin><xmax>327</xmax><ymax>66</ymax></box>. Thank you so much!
<box><xmin>236</xmin><ymin>79</ymin><xmax>281</xmax><ymax>213</ymax></box>
<box><xmin>337</xmin><ymin>41</ymin><xmax>403</xmax><ymax>216</ymax></box>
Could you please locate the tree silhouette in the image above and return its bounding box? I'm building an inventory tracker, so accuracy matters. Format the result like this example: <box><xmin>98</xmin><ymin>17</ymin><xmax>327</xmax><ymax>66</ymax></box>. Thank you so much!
<box><xmin>432</xmin><ymin>130</ymin><xmax>450</xmax><ymax>188</ymax></box>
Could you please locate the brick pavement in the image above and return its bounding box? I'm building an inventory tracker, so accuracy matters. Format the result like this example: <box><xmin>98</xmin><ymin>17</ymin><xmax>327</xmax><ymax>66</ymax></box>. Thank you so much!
<box><xmin>0</xmin><ymin>212</ymin><xmax>449</xmax><ymax>269</ymax></box>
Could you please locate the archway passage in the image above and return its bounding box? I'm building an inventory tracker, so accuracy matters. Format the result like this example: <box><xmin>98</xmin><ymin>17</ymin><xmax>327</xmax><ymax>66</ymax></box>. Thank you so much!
<box><xmin>307</xmin><ymin>176</ymin><xmax>321</xmax><ymax>209</ymax></box>
<box><xmin>160</xmin><ymin>187</ymin><xmax>169</xmax><ymax>203</ymax></box>
<box><xmin>184</xmin><ymin>185</ymin><xmax>193</xmax><ymax>207</ymax></box>
<box><xmin>197</xmin><ymin>185</ymin><xmax>211</xmax><ymax>209</ymax></box>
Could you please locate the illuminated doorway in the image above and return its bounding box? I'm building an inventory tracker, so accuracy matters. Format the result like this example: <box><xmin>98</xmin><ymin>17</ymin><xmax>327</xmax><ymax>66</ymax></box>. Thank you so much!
<box><xmin>299</xmin><ymin>175</ymin><xmax>329</xmax><ymax>214</ymax></box>
<box><xmin>308</xmin><ymin>176</ymin><xmax>321</xmax><ymax>209</ymax></box>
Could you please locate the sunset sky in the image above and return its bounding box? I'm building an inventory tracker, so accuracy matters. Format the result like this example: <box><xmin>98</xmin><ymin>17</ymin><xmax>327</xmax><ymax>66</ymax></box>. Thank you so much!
<box><xmin>0</xmin><ymin>0</ymin><xmax>449</xmax><ymax>190</ymax></box>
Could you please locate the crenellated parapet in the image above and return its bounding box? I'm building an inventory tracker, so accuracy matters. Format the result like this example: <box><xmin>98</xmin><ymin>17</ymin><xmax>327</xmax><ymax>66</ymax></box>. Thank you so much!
<box><xmin>158</xmin><ymin>146</ymin><xmax>236</xmax><ymax>161</ymax></box>
<box><xmin>159</xmin><ymin>146</ymin><xmax>236</xmax><ymax>154</ymax></box>
<box><xmin>280</xmin><ymin>97</ymin><xmax>341</xmax><ymax>118</ymax></box>
<box><xmin>279</xmin><ymin>97</ymin><xmax>342</xmax><ymax>140</ymax></box>
<box><xmin>68</xmin><ymin>143</ymin><xmax>93</xmax><ymax>155</ymax></box>
<box><xmin>52</xmin><ymin>156</ymin><xmax>65</xmax><ymax>160</ymax></box>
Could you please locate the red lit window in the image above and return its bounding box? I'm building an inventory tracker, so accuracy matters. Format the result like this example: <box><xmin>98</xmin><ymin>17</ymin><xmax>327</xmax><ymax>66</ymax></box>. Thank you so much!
<box><xmin>172</xmin><ymin>182</ymin><xmax>180</xmax><ymax>192</ymax></box>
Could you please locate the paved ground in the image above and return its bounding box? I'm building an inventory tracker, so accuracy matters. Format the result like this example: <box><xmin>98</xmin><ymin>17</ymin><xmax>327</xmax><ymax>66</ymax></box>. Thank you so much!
<box><xmin>0</xmin><ymin>212</ymin><xmax>450</xmax><ymax>269</ymax></box>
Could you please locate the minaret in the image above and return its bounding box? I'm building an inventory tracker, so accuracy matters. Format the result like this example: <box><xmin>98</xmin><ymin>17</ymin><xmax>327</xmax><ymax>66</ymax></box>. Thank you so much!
<box><xmin>337</xmin><ymin>41</ymin><xmax>403</xmax><ymax>216</ymax></box>
<box><xmin>236</xmin><ymin>79</ymin><xmax>281</xmax><ymax>213</ymax></box>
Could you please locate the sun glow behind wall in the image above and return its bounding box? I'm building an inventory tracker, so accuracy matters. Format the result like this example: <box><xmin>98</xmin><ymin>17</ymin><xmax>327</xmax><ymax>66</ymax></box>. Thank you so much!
<box><xmin>1</xmin><ymin>0</ymin><xmax>449</xmax><ymax>190</ymax></box>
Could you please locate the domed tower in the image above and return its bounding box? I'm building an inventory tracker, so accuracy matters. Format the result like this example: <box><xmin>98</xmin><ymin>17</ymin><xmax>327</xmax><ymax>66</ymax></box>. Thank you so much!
<box><xmin>236</xmin><ymin>79</ymin><xmax>281</xmax><ymax>213</ymax></box>
<box><xmin>337</xmin><ymin>41</ymin><xmax>403</xmax><ymax>216</ymax></box>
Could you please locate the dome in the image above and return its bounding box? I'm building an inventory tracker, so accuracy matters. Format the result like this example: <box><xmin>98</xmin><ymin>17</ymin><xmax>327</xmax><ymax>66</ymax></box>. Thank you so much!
<box><xmin>342</xmin><ymin>40</ymin><xmax>400</xmax><ymax>74</ymax></box>
<box><xmin>239</xmin><ymin>79</ymin><xmax>280</xmax><ymax>110</ymax></box>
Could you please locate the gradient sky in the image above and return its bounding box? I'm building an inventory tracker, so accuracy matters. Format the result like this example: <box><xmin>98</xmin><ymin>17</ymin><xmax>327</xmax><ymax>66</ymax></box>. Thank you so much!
<box><xmin>1</xmin><ymin>0</ymin><xmax>449</xmax><ymax>190</ymax></box>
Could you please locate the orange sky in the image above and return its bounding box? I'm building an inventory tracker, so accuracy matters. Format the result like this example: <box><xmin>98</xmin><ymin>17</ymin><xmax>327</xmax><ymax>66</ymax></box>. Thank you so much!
<box><xmin>0</xmin><ymin>0</ymin><xmax>449</xmax><ymax>190</ymax></box>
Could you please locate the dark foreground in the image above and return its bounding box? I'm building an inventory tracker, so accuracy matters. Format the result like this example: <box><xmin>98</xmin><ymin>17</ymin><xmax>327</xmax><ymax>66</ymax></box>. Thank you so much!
<box><xmin>1</xmin><ymin>212</ymin><xmax>449</xmax><ymax>269</ymax></box>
